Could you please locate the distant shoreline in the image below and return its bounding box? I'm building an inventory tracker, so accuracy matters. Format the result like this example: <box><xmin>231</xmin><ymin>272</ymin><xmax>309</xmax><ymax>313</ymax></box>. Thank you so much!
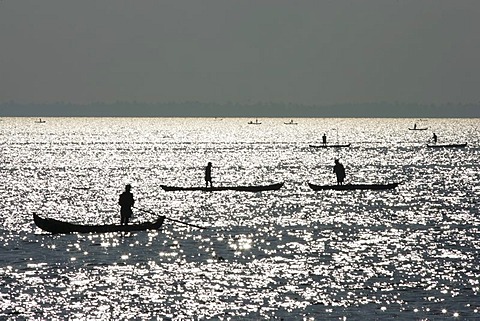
<box><xmin>1</xmin><ymin>102</ymin><xmax>479</xmax><ymax>118</ymax></box>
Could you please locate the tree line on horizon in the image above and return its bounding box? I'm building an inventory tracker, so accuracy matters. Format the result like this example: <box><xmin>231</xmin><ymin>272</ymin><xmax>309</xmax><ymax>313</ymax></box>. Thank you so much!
<box><xmin>0</xmin><ymin>101</ymin><xmax>478</xmax><ymax>118</ymax></box>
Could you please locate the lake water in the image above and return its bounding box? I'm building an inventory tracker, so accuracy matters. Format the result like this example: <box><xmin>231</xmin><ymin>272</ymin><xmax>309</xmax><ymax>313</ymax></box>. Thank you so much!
<box><xmin>0</xmin><ymin>117</ymin><xmax>479</xmax><ymax>320</ymax></box>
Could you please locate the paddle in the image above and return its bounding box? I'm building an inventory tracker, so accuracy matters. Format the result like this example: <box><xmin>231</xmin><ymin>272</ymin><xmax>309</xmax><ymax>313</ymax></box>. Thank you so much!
<box><xmin>134</xmin><ymin>207</ymin><xmax>207</xmax><ymax>230</ymax></box>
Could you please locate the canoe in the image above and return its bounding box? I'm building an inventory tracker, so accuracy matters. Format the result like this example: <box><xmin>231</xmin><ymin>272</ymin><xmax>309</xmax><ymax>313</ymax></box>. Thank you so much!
<box><xmin>160</xmin><ymin>182</ymin><xmax>284</xmax><ymax>192</ymax></box>
<box><xmin>308</xmin><ymin>182</ymin><xmax>399</xmax><ymax>191</ymax></box>
<box><xmin>427</xmin><ymin>143</ymin><xmax>467</xmax><ymax>148</ymax></box>
<box><xmin>408</xmin><ymin>128</ymin><xmax>428</xmax><ymax>130</ymax></box>
<box><xmin>284</xmin><ymin>122</ymin><xmax>298</xmax><ymax>125</ymax></box>
<box><xmin>309</xmin><ymin>144</ymin><xmax>351</xmax><ymax>148</ymax></box>
<box><xmin>33</xmin><ymin>213</ymin><xmax>165</xmax><ymax>234</ymax></box>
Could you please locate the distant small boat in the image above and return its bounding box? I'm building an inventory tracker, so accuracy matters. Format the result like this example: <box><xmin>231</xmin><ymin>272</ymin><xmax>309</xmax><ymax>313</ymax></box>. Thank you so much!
<box><xmin>35</xmin><ymin>118</ymin><xmax>46</xmax><ymax>123</ymax></box>
<box><xmin>308</xmin><ymin>182</ymin><xmax>399</xmax><ymax>191</ymax></box>
<box><xmin>309</xmin><ymin>144</ymin><xmax>351</xmax><ymax>148</ymax></box>
<box><xmin>284</xmin><ymin>120</ymin><xmax>298</xmax><ymax>125</ymax></box>
<box><xmin>427</xmin><ymin>143</ymin><xmax>467</xmax><ymax>148</ymax></box>
<box><xmin>248</xmin><ymin>119</ymin><xmax>262</xmax><ymax>125</ymax></box>
<box><xmin>160</xmin><ymin>182</ymin><xmax>284</xmax><ymax>192</ymax></box>
<box><xmin>72</xmin><ymin>186</ymin><xmax>92</xmax><ymax>190</ymax></box>
<box><xmin>408</xmin><ymin>127</ymin><xmax>428</xmax><ymax>130</ymax></box>
<box><xmin>33</xmin><ymin>213</ymin><xmax>165</xmax><ymax>234</ymax></box>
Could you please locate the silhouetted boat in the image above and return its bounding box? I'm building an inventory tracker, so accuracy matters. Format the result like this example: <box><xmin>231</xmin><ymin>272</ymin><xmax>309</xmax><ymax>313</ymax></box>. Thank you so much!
<box><xmin>309</xmin><ymin>144</ymin><xmax>351</xmax><ymax>148</ymax></box>
<box><xmin>308</xmin><ymin>182</ymin><xmax>399</xmax><ymax>191</ymax></box>
<box><xmin>35</xmin><ymin>118</ymin><xmax>46</xmax><ymax>123</ymax></box>
<box><xmin>408</xmin><ymin>127</ymin><xmax>428</xmax><ymax>130</ymax></box>
<box><xmin>427</xmin><ymin>143</ymin><xmax>467</xmax><ymax>148</ymax></box>
<box><xmin>160</xmin><ymin>182</ymin><xmax>284</xmax><ymax>192</ymax></box>
<box><xmin>33</xmin><ymin>213</ymin><xmax>165</xmax><ymax>234</ymax></box>
<box><xmin>248</xmin><ymin>119</ymin><xmax>262</xmax><ymax>125</ymax></box>
<box><xmin>284</xmin><ymin>120</ymin><xmax>298</xmax><ymax>125</ymax></box>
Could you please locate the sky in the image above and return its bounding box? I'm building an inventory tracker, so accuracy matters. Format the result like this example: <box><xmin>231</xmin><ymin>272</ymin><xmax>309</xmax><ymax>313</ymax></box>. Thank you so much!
<box><xmin>1</xmin><ymin>0</ymin><xmax>480</xmax><ymax>107</ymax></box>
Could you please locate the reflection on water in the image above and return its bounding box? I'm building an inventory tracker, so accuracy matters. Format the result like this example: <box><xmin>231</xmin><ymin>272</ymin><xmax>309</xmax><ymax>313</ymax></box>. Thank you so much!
<box><xmin>0</xmin><ymin>118</ymin><xmax>479</xmax><ymax>319</ymax></box>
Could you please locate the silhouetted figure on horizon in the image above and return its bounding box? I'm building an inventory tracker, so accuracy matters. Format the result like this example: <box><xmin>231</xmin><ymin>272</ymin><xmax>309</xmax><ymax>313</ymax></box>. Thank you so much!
<box><xmin>333</xmin><ymin>159</ymin><xmax>346</xmax><ymax>185</ymax></box>
<box><xmin>414</xmin><ymin>123</ymin><xmax>417</xmax><ymax>129</ymax></box>
<box><xmin>119</xmin><ymin>184</ymin><xmax>135</xmax><ymax>225</ymax></box>
<box><xmin>433</xmin><ymin>133</ymin><xmax>438</xmax><ymax>144</ymax></box>
<box><xmin>205</xmin><ymin>162</ymin><xmax>213</xmax><ymax>188</ymax></box>
<box><xmin>322</xmin><ymin>133</ymin><xmax>327</xmax><ymax>146</ymax></box>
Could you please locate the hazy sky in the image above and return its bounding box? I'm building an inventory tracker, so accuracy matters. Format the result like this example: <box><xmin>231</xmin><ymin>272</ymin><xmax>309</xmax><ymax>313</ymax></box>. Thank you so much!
<box><xmin>1</xmin><ymin>0</ymin><xmax>480</xmax><ymax>105</ymax></box>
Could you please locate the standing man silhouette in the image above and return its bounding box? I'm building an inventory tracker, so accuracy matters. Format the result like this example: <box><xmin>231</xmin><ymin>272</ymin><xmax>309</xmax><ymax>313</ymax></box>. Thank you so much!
<box><xmin>205</xmin><ymin>162</ymin><xmax>213</xmax><ymax>188</ymax></box>
<box><xmin>322</xmin><ymin>133</ymin><xmax>327</xmax><ymax>146</ymax></box>
<box><xmin>333</xmin><ymin>159</ymin><xmax>346</xmax><ymax>185</ymax></box>
<box><xmin>119</xmin><ymin>184</ymin><xmax>135</xmax><ymax>225</ymax></box>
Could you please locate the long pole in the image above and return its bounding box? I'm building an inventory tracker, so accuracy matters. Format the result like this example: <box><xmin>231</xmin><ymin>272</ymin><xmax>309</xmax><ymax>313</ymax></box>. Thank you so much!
<box><xmin>135</xmin><ymin>207</ymin><xmax>208</xmax><ymax>230</ymax></box>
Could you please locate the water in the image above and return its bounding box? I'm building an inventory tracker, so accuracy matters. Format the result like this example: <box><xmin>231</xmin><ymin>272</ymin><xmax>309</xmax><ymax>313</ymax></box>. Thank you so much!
<box><xmin>0</xmin><ymin>117</ymin><xmax>479</xmax><ymax>320</ymax></box>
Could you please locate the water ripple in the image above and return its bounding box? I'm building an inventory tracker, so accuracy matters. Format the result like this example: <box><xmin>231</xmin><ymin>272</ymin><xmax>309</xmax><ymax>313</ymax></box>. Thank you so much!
<box><xmin>0</xmin><ymin>117</ymin><xmax>479</xmax><ymax>319</ymax></box>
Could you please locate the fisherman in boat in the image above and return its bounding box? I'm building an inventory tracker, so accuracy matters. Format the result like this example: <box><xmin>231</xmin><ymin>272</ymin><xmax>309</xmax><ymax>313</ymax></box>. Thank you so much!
<box><xmin>432</xmin><ymin>133</ymin><xmax>438</xmax><ymax>144</ymax></box>
<box><xmin>333</xmin><ymin>159</ymin><xmax>346</xmax><ymax>185</ymax></box>
<box><xmin>205</xmin><ymin>162</ymin><xmax>213</xmax><ymax>188</ymax></box>
<box><xmin>414</xmin><ymin>123</ymin><xmax>417</xmax><ymax>129</ymax></box>
<box><xmin>119</xmin><ymin>184</ymin><xmax>135</xmax><ymax>225</ymax></box>
<box><xmin>322</xmin><ymin>133</ymin><xmax>327</xmax><ymax>146</ymax></box>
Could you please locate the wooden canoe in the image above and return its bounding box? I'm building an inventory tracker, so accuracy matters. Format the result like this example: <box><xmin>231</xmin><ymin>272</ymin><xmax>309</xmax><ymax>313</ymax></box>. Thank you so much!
<box><xmin>33</xmin><ymin>213</ymin><xmax>165</xmax><ymax>234</ymax></box>
<box><xmin>308</xmin><ymin>182</ymin><xmax>399</xmax><ymax>191</ymax></box>
<box><xmin>309</xmin><ymin>144</ymin><xmax>351</xmax><ymax>148</ymax></box>
<box><xmin>160</xmin><ymin>182</ymin><xmax>284</xmax><ymax>192</ymax></box>
<box><xmin>427</xmin><ymin>143</ymin><xmax>467</xmax><ymax>148</ymax></box>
